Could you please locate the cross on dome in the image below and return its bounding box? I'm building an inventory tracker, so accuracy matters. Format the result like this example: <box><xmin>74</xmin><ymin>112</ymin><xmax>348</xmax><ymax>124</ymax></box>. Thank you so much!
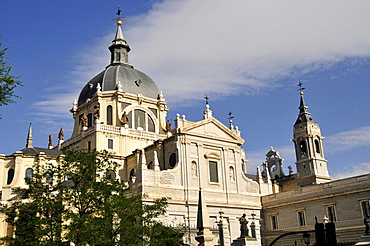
<box><xmin>113</xmin><ymin>6</ymin><xmax>127</xmax><ymax>25</ymax></box>
<box><xmin>297</xmin><ymin>81</ymin><xmax>306</xmax><ymax>95</ymax></box>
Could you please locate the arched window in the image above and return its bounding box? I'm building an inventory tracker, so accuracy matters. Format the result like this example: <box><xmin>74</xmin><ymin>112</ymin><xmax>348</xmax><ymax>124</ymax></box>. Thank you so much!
<box><xmin>7</xmin><ymin>169</ymin><xmax>14</xmax><ymax>185</ymax></box>
<box><xmin>25</xmin><ymin>168</ymin><xmax>33</xmax><ymax>179</ymax></box>
<box><xmin>147</xmin><ymin>161</ymin><xmax>153</xmax><ymax>169</ymax></box>
<box><xmin>126</xmin><ymin>109</ymin><xmax>156</xmax><ymax>132</ymax></box>
<box><xmin>107</xmin><ymin>105</ymin><xmax>113</xmax><ymax>125</ymax></box>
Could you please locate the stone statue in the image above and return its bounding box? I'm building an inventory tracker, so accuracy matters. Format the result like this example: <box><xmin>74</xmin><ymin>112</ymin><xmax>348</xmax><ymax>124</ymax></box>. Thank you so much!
<box><xmin>48</xmin><ymin>135</ymin><xmax>53</xmax><ymax>148</ymax></box>
<box><xmin>58</xmin><ymin>128</ymin><xmax>64</xmax><ymax>141</ymax></box>
<box><xmin>239</xmin><ymin>213</ymin><xmax>249</xmax><ymax>238</ymax></box>
<box><xmin>93</xmin><ymin>104</ymin><xmax>100</xmax><ymax>120</ymax></box>
<box><xmin>364</xmin><ymin>215</ymin><xmax>370</xmax><ymax>235</ymax></box>
<box><xmin>229</xmin><ymin>166</ymin><xmax>235</xmax><ymax>180</ymax></box>
<box><xmin>120</xmin><ymin>111</ymin><xmax>129</xmax><ymax>125</ymax></box>
<box><xmin>191</xmin><ymin>162</ymin><xmax>197</xmax><ymax>177</ymax></box>
<box><xmin>81</xmin><ymin>114</ymin><xmax>88</xmax><ymax>127</ymax></box>
<box><xmin>165</xmin><ymin>120</ymin><xmax>171</xmax><ymax>132</ymax></box>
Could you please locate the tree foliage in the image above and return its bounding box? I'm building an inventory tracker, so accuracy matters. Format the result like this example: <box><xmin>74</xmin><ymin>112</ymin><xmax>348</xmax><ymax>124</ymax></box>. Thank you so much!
<box><xmin>0</xmin><ymin>149</ymin><xmax>183</xmax><ymax>246</ymax></box>
<box><xmin>0</xmin><ymin>37</ymin><xmax>22</xmax><ymax>114</ymax></box>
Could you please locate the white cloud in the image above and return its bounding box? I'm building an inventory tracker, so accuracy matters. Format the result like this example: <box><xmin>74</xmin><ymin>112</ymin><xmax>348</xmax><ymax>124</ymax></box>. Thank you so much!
<box><xmin>325</xmin><ymin>126</ymin><xmax>370</xmax><ymax>153</ymax></box>
<box><xmin>33</xmin><ymin>0</ymin><xmax>370</xmax><ymax>122</ymax></box>
<box><xmin>126</xmin><ymin>0</ymin><xmax>370</xmax><ymax>103</ymax></box>
<box><xmin>331</xmin><ymin>162</ymin><xmax>370</xmax><ymax>180</ymax></box>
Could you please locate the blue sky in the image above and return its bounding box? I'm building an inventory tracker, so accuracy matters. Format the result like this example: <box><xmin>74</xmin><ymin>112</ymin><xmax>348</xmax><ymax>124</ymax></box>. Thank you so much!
<box><xmin>1</xmin><ymin>0</ymin><xmax>370</xmax><ymax>179</ymax></box>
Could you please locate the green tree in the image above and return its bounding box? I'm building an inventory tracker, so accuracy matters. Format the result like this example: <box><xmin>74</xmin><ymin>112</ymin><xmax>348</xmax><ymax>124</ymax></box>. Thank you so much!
<box><xmin>0</xmin><ymin>37</ymin><xmax>22</xmax><ymax>117</ymax></box>
<box><xmin>0</xmin><ymin>149</ymin><xmax>183</xmax><ymax>246</ymax></box>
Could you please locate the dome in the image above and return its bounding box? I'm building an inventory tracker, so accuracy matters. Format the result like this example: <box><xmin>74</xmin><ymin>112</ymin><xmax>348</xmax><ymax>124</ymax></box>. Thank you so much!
<box><xmin>78</xmin><ymin>65</ymin><xmax>160</xmax><ymax>106</ymax></box>
<box><xmin>77</xmin><ymin>21</ymin><xmax>161</xmax><ymax>106</ymax></box>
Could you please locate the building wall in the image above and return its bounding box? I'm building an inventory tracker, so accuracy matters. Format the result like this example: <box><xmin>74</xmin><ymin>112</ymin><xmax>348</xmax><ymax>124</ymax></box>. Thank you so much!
<box><xmin>261</xmin><ymin>174</ymin><xmax>370</xmax><ymax>245</ymax></box>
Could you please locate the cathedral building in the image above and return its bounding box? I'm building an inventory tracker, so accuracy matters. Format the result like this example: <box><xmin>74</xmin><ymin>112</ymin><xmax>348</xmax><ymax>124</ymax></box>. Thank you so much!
<box><xmin>0</xmin><ymin>19</ymin><xmax>369</xmax><ymax>246</ymax></box>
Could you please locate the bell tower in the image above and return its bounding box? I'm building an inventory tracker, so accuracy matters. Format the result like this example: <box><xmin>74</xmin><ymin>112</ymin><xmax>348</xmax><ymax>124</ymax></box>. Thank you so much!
<box><xmin>292</xmin><ymin>90</ymin><xmax>331</xmax><ymax>186</ymax></box>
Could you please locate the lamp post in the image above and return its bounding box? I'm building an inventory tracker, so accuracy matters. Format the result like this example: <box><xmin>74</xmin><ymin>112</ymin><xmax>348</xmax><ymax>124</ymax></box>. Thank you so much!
<box><xmin>303</xmin><ymin>232</ymin><xmax>310</xmax><ymax>246</ymax></box>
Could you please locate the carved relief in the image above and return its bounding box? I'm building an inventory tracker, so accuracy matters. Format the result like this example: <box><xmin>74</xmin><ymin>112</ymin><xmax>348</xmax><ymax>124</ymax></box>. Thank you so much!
<box><xmin>160</xmin><ymin>172</ymin><xmax>175</xmax><ymax>184</ymax></box>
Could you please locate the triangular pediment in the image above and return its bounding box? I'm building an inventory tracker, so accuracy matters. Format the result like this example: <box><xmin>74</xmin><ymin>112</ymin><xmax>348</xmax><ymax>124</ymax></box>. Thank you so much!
<box><xmin>180</xmin><ymin>117</ymin><xmax>244</xmax><ymax>144</ymax></box>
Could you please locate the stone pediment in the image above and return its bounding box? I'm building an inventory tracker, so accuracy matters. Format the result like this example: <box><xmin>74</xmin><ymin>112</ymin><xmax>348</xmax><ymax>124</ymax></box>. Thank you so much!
<box><xmin>179</xmin><ymin>117</ymin><xmax>244</xmax><ymax>144</ymax></box>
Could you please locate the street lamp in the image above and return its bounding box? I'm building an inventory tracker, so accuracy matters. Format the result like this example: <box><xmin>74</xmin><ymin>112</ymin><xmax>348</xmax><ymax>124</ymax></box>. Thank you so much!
<box><xmin>303</xmin><ymin>232</ymin><xmax>310</xmax><ymax>246</ymax></box>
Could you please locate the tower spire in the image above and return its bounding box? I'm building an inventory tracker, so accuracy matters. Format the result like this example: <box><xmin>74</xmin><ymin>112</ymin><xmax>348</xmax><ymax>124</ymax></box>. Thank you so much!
<box><xmin>108</xmin><ymin>8</ymin><xmax>132</xmax><ymax>68</ymax></box>
<box><xmin>294</xmin><ymin>84</ymin><xmax>316</xmax><ymax>126</ymax></box>
<box><xmin>26</xmin><ymin>123</ymin><xmax>33</xmax><ymax>148</ymax></box>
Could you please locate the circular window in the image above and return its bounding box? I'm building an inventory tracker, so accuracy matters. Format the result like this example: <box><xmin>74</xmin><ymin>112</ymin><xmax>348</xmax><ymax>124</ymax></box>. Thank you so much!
<box><xmin>169</xmin><ymin>153</ymin><xmax>177</xmax><ymax>168</ymax></box>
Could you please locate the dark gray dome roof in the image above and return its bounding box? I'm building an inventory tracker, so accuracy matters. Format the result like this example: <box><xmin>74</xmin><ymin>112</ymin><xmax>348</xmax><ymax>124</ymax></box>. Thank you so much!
<box><xmin>78</xmin><ymin>65</ymin><xmax>160</xmax><ymax>106</ymax></box>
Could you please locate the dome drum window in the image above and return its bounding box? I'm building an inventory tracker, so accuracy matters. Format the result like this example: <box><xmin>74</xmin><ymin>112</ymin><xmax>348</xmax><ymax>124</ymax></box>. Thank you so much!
<box><xmin>127</xmin><ymin>109</ymin><xmax>155</xmax><ymax>132</ymax></box>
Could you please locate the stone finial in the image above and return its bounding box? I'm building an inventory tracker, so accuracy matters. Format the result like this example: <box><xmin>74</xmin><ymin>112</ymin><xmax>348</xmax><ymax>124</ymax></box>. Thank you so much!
<box><xmin>256</xmin><ymin>166</ymin><xmax>263</xmax><ymax>183</ymax></box>
<box><xmin>266</xmin><ymin>167</ymin><xmax>272</xmax><ymax>184</ymax></box>
<box><xmin>140</xmin><ymin>149</ymin><xmax>147</xmax><ymax>170</ymax></box>
<box><xmin>72</xmin><ymin>99</ymin><xmax>78</xmax><ymax>111</ymax></box>
<box><xmin>26</xmin><ymin>123</ymin><xmax>33</xmax><ymax>148</ymax></box>
<box><xmin>153</xmin><ymin>150</ymin><xmax>160</xmax><ymax>171</ymax></box>
<box><xmin>48</xmin><ymin>135</ymin><xmax>53</xmax><ymax>149</ymax></box>
<box><xmin>58</xmin><ymin>128</ymin><xmax>65</xmax><ymax>149</ymax></box>
<box><xmin>58</xmin><ymin>128</ymin><xmax>64</xmax><ymax>141</ymax></box>
<box><xmin>96</xmin><ymin>83</ymin><xmax>101</xmax><ymax>93</ymax></box>
<box><xmin>117</xmin><ymin>81</ymin><xmax>123</xmax><ymax>92</ymax></box>
<box><xmin>288</xmin><ymin>165</ymin><xmax>293</xmax><ymax>175</ymax></box>
<box><xmin>203</xmin><ymin>104</ymin><xmax>212</xmax><ymax>120</ymax></box>
<box><xmin>159</xmin><ymin>91</ymin><xmax>165</xmax><ymax>101</ymax></box>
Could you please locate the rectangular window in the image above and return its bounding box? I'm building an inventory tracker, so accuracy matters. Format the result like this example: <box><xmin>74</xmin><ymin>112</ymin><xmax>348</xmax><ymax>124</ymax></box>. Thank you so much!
<box><xmin>107</xmin><ymin>105</ymin><xmax>113</xmax><ymax>125</ymax></box>
<box><xmin>209</xmin><ymin>161</ymin><xmax>219</xmax><ymax>183</ymax></box>
<box><xmin>87</xmin><ymin>141</ymin><xmax>91</xmax><ymax>150</ymax></box>
<box><xmin>361</xmin><ymin>200</ymin><xmax>370</xmax><ymax>217</ymax></box>
<box><xmin>270</xmin><ymin>215</ymin><xmax>279</xmax><ymax>230</ymax></box>
<box><xmin>297</xmin><ymin>210</ymin><xmax>306</xmax><ymax>226</ymax></box>
<box><xmin>326</xmin><ymin>205</ymin><xmax>337</xmax><ymax>222</ymax></box>
<box><xmin>108</xmin><ymin>139</ymin><xmax>113</xmax><ymax>150</ymax></box>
